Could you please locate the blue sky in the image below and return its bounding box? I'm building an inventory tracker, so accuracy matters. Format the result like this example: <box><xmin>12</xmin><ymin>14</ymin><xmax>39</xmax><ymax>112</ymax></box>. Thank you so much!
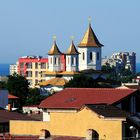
<box><xmin>0</xmin><ymin>0</ymin><xmax>140</xmax><ymax>63</ymax></box>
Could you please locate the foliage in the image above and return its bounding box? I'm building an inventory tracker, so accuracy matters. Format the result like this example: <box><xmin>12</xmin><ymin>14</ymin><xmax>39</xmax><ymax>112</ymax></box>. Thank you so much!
<box><xmin>25</xmin><ymin>88</ymin><xmax>47</xmax><ymax>105</ymax></box>
<box><xmin>7</xmin><ymin>73</ymin><xmax>29</xmax><ymax>107</ymax></box>
<box><xmin>0</xmin><ymin>81</ymin><xmax>7</xmax><ymax>89</ymax></box>
<box><xmin>64</xmin><ymin>74</ymin><xmax>99</xmax><ymax>88</ymax></box>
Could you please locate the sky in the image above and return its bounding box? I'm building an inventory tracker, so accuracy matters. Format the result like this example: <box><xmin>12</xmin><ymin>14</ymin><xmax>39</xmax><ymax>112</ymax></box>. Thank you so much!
<box><xmin>0</xmin><ymin>0</ymin><xmax>140</xmax><ymax>63</ymax></box>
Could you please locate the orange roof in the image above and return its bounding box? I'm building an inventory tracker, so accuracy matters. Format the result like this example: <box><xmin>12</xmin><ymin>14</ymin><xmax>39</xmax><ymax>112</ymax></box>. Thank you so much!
<box><xmin>48</xmin><ymin>41</ymin><xmax>62</xmax><ymax>55</ymax></box>
<box><xmin>39</xmin><ymin>77</ymin><xmax>68</xmax><ymax>86</ymax></box>
<box><xmin>66</xmin><ymin>41</ymin><xmax>79</xmax><ymax>55</ymax></box>
<box><xmin>8</xmin><ymin>94</ymin><xmax>19</xmax><ymax>99</ymax></box>
<box><xmin>59</xmin><ymin>71</ymin><xmax>80</xmax><ymax>75</ymax></box>
<box><xmin>45</xmin><ymin>71</ymin><xmax>59</xmax><ymax>75</ymax></box>
<box><xmin>78</xmin><ymin>24</ymin><xmax>103</xmax><ymax>47</ymax></box>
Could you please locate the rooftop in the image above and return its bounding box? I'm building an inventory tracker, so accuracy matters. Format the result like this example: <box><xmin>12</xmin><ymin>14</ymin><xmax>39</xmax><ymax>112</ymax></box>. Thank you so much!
<box><xmin>39</xmin><ymin>88</ymin><xmax>137</xmax><ymax>109</ymax></box>
<box><xmin>0</xmin><ymin>109</ymin><xmax>39</xmax><ymax>123</ymax></box>
<box><xmin>86</xmin><ymin>104</ymin><xmax>128</xmax><ymax>118</ymax></box>
<box><xmin>78</xmin><ymin>24</ymin><xmax>103</xmax><ymax>47</ymax></box>
<box><xmin>39</xmin><ymin>77</ymin><xmax>68</xmax><ymax>86</ymax></box>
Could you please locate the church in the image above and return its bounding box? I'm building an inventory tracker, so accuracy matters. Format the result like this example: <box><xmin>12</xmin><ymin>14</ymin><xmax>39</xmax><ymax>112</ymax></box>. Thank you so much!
<box><xmin>45</xmin><ymin>23</ymin><xmax>104</xmax><ymax>82</ymax></box>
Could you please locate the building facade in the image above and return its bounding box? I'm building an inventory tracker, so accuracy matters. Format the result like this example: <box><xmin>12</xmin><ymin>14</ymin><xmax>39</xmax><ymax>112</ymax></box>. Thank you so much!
<box><xmin>18</xmin><ymin>56</ymin><xmax>48</xmax><ymax>87</ymax></box>
<box><xmin>102</xmin><ymin>52</ymin><xmax>136</xmax><ymax>74</ymax></box>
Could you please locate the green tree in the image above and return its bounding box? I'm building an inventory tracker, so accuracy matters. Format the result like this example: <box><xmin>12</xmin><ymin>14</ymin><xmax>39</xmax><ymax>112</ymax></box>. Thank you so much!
<box><xmin>7</xmin><ymin>73</ymin><xmax>29</xmax><ymax>107</ymax></box>
<box><xmin>25</xmin><ymin>88</ymin><xmax>46</xmax><ymax>105</ymax></box>
<box><xmin>0</xmin><ymin>81</ymin><xmax>7</xmax><ymax>89</ymax></box>
<box><xmin>64</xmin><ymin>74</ymin><xmax>99</xmax><ymax>88</ymax></box>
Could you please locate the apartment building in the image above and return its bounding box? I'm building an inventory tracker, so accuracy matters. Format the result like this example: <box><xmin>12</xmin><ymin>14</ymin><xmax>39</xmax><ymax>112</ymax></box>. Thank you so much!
<box><xmin>10</xmin><ymin>62</ymin><xmax>18</xmax><ymax>75</ymax></box>
<box><xmin>18</xmin><ymin>56</ymin><xmax>48</xmax><ymax>88</ymax></box>
<box><xmin>102</xmin><ymin>52</ymin><xmax>136</xmax><ymax>74</ymax></box>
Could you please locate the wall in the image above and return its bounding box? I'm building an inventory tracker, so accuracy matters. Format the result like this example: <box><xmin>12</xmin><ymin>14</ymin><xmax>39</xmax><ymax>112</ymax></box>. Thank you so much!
<box><xmin>0</xmin><ymin>90</ymin><xmax>8</xmax><ymax>108</ymax></box>
<box><xmin>10</xmin><ymin>107</ymin><xmax>123</xmax><ymax>140</ymax></box>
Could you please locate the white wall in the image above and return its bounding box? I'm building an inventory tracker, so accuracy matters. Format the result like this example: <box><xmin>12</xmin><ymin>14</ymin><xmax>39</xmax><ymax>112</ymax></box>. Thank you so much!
<box><xmin>78</xmin><ymin>47</ymin><xmax>101</xmax><ymax>71</ymax></box>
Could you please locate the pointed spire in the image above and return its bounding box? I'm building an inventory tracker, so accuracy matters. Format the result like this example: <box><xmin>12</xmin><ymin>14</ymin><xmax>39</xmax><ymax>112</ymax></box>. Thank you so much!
<box><xmin>48</xmin><ymin>38</ymin><xmax>62</xmax><ymax>55</ymax></box>
<box><xmin>66</xmin><ymin>40</ymin><xmax>79</xmax><ymax>55</ymax></box>
<box><xmin>78</xmin><ymin>23</ymin><xmax>103</xmax><ymax>47</ymax></box>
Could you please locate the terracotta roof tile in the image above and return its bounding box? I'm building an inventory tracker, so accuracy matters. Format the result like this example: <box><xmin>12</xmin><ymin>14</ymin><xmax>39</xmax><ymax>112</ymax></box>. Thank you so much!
<box><xmin>39</xmin><ymin>88</ymin><xmax>137</xmax><ymax>109</ymax></box>
<box><xmin>8</xmin><ymin>94</ymin><xmax>19</xmax><ymax>99</ymax></box>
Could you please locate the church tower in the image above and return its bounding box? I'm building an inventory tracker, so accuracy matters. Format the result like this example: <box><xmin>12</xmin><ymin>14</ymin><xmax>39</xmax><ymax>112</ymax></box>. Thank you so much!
<box><xmin>66</xmin><ymin>40</ymin><xmax>79</xmax><ymax>72</ymax></box>
<box><xmin>48</xmin><ymin>40</ymin><xmax>62</xmax><ymax>72</ymax></box>
<box><xmin>78</xmin><ymin>23</ymin><xmax>103</xmax><ymax>71</ymax></box>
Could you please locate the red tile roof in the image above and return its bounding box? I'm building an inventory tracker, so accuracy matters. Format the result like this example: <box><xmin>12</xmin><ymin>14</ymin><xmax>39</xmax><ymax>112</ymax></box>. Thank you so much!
<box><xmin>39</xmin><ymin>88</ymin><xmax>137</xmax><ymax>109</ymax></box>
<box><xmin>8</xmin><ymin>94</ymin><xmax>19</xmax><ymax>99</ymax></box>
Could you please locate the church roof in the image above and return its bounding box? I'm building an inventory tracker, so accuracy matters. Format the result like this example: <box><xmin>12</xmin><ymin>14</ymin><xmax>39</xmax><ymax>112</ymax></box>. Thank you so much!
<box><xmin>48</xmin><ymin>41</ymin><xmax>62</xmax><ymax>55</ymax></box>
<box><xmin>78</xmin><ymin>24</ymin><xmax>103</xmax><ymax>47</ymax></box>
<box><xmin>66</xmin><ymin>41</ymin><xmax>79</xmax><ymax>55</ymax></box>
<box><xmin>39</xmin><ymin>77</ymin><xmax>68</xmax><ymax>86</ymax></box>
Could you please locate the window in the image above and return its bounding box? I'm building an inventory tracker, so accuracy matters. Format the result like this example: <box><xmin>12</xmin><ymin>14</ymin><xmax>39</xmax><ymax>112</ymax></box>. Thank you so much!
<box><xmin>20</xmin><ymin>70</ymin><xmax>24</xmax><ymax>76</ymax></box>
<box><xmin>35</xmin><ymin>63</ymin><xmax>38</xmax><ymax>69</ymax></box>
<box><xmin>41</xmin><ymin>63</ymin><xmax>46</xmax><ymax>69</ymax></box>
<box><xmin>97</xmin><ymin>52</ymin><xmax>100</xmax><ymax>60</ymax></box>
<box><xmin>68</xmin><ymin>57</ymin><xmax>69</xmax><ymax>64</ymax></box>
<box><xmin>35</xmin><ymin>71</ymin><xmax>38</xmax><ymax>77</ymax></box>
<box><xmin>50</xmin><ymin>57</ymin><xmax>52</xmax><ymax>64</ymax></box>
<box><xmin>72</xmin><ymin>57</ymin><xmax>74</xmax><ymax>65</ymax></box>
<box><xmin>90</xmin><ymin>52</ymin><xmax>92</xmax><ymax>60</ymax></box>
<box><xmin>26</xmin><ymin>63</ymin><xmax>32</xmax><ymax>69</ymax></box>
<box><xmin>54</xmin><ymin>57</ymin><xmax>57</xmax><ymax>65</ymax></box>
<box><xmin>20</xmin><ymin>63</ymin><xmax>24</xmax><ymax>68</ymax></box>
<box><xmin>83</xmin><ymin>52</ymin><xmax>85</xmax><ymax>60</ymax></box>
<box><xmin>26</xmin><ymin>71</ymin><xmax>32</xmax><ymax>77</ymax></box>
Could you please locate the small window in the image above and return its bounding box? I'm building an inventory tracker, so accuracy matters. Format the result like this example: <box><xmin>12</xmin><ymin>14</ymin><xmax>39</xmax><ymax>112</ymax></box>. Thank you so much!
<box><xmin>50</xmin><ymin>57</ymin><xmax>52</xmax><ymax>64</ymax></box>
<box><xmin>41</xmin><ymin>63</ymin><xmax>46</xmax><ymax>69</ymax></box>
<box><xmin>72</xmin><ymin>57</ymin><xmax>74</xmax><ymax>65</ymax></box>
<box><xmin>68</xmin><ymin>57</ymin><xmax>69</xmax><ymax>64</ymax></box>
<box><xmin>35</xmin><ymin>63</ymin><xmax>38</xmax><ymax>69</ymax></box>
<box><xmin>35</xmin><ymin>71</ymin><xmax>38</xmax><ymax>77</ymax></box>
<box><xmin>83</xmin><ymin>52</ymin><xmax>85</xmax><ymax>60</ymax></box>
<box><xmin>97</xmin><ymin>52</ymin><xmax>100</xmax><ymax>60</ymax></box>
<box><xmin>54</xmin><ymin>57</ymin><xmax>57</xmax><ymax>65</ymax></box>
<box><xmin>90</xmin><ymin>52</ymin><xmax>92</xmax><ymax>60</ymax></box>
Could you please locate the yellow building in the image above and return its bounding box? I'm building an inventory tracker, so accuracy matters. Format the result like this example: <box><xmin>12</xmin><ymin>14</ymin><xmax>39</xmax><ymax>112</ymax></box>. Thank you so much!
<box><xmin>10</xmin><ymin>88</ymin><xmax>138</xmax><ymax>140</ymax></box>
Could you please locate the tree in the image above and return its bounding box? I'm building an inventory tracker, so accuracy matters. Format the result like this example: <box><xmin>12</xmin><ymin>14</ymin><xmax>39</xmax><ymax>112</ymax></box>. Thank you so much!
<box><xmin>0</xmin><ymin>81</ymin><xmax>7</xmax><ymax>89</ymax></box>
<box><xmin>25</xmin><ymin>88</ymin><xmax>47</xmax><ymax>105</ymax></box>
<box><xmin>64</xmin><ymin>74</ymin><xmax>99</xmax><ymax>88</ymax></box>
<box><xmin>7</xmin><ymin>73</ymin><xmax>29</xmax><ymax>107</ymax></box>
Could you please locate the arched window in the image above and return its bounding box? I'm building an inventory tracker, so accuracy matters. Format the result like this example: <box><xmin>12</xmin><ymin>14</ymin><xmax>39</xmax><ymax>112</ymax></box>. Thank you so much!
<box><xmin>87</xmin><ymin>129</ymin><xmax>99</xmax><ymax>140</ymax></box>
<box><xmin>83</xmin><ymin>52</ymin><xmax>85</xmax><ymax>60</ymax></box>
<box><xmin>54</xmin><ymin>57</ymin><xmax>57</xmax><ymax>65</ymax></box>
<box><xmin>90</xmin><ymin>52</ymin><xmax>92</xmax><ymax>60</ymax></box>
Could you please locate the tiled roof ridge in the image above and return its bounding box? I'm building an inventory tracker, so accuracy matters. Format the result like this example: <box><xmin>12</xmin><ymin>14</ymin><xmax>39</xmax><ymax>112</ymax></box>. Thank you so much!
<box><xmin>64</xmin><ymin>88</ymin><xmax>137</xmax><ymax>91</ymax></box>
